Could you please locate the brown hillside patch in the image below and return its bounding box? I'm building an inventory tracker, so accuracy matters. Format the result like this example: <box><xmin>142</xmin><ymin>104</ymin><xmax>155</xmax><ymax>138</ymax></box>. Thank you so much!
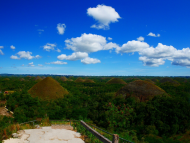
<box><xmin>159</xmin><ymin>77</ymin><xmax>180</xmax><ymax>86</ymax></box>
<box><xmin>60</xmin><ymin>76</ymin><xmax>68</xmax><ymax>82</ymax></box>
<box><xmin>106</xmin><ymin>78</ymin><xmax>127</xmax><ymax>84</ymax></box>
<box><xmin>20</xmin><ymin>78</ymin><xmax>25</xmax><ymax>81</ymax></box>
<box><xmin>144</xmin><ymin>79</ymin><xmax>155</xmax><ymax>84</ymax></box>
<box><xmin>67</xmin><ymin>79</ymin><xmax>73</xmax><ymax>81</ymax></box>
<box><xmin>83</xmin><ymin>79</ymin><xmax>95</xmax><ymax>83</ymax></box>
<box><xmin>75</xmin><ymin>77</ymin><xmax>84</xmax><ymax>83</ymax></box>
<box><xmin>3</xmin><ymin>78</ymin><xmax>10</xmax><ymax>81</ymax></box>
<box><xmin>28</xmin><ymin>77</ymin><xmax>69</xmax><ymax>100</ymax></box>
<box><xmin>34</xmin><ymin>76</ymin><xmax>43</xmax><ymax>82</ymax></box>
<box><xmin>151</xmin><ymin>78</ymin><xmax>158</xmax><ymax>82</ymax></box>
<box><xmin>41</xmin><ymin>76</ymin><xmax>46</xmax><ymax>79</ymax></box>
<box><xmin>115</xmin><ymin>80</ymin><xmax>169</xmax><ymax>102</ymax></box>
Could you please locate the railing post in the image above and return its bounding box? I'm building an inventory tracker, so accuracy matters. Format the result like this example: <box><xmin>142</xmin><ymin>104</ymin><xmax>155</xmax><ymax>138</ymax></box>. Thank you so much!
<box><xmin>112</xmin><ymin>134</ymin><xmax>119</xmax><ymax>143</ymax></box>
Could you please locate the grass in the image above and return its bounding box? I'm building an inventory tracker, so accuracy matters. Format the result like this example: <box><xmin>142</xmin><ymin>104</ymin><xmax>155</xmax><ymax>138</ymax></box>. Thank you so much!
<box><xmin>28</xmin><ymin>77</ymin><xmax>69</xmax><ymax>100</ymax></box>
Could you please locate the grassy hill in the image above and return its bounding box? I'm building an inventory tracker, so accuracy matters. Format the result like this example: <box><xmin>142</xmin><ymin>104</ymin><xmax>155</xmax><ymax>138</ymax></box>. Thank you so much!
<box><xmin>83</xmin><ymin>79</ymin><xmax>95</xmax><ymax>83</ymax></box>
<box><xmin>28</xmin><ymin>77</ymin><xmax>69</xmax><ymax>100</ymax></box>
<box><xmin>106</xmin><ymin>78</ymin><xmax>127</xmax><ymax>84</ymax></box>
<box><xmin>60</xmin><ymin>76</ymin><xmax>68</xmax><ymax>82</ymax></box>
<box><xmin>115</xmin><ymin>80</ymin><xmax>169</xmax><ymax>102</ymax></box>
<box><xmin>75</xmin><ymin>77</ymin><xmax>84</xmax><ymax>83</ymax></box>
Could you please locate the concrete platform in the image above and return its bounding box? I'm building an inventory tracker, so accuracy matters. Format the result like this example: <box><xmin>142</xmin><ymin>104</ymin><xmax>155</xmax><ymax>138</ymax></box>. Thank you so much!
<box><xmin>3</xmin><ymin>126</ymin><xmax>85</xmax><ymax>143</ymax></box>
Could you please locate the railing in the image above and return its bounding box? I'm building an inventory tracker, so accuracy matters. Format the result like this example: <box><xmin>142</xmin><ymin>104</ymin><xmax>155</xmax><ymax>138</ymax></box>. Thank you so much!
<box><xmin>18</xmin><ymin>119</ymin><xmax>133</xmax><ymax>143</ymax></box>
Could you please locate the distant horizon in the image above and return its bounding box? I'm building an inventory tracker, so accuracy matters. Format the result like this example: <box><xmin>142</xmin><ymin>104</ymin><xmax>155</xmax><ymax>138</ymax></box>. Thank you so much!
<box><xmin>1</xmin><ymin>0</ymin><xmax>190</xmax><ymax>76</ymax></box>
<box><xmin>0</xmin><ymin>73</ymin><xmax>190</xmax><ymax>77</ymax></box>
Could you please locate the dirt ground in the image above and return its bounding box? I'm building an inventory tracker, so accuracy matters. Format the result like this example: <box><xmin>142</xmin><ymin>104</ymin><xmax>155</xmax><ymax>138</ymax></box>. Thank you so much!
<box><xmin>0</xmin><ymin>100</ymin><xmax>13</xmax><ymax>118</ymax></box>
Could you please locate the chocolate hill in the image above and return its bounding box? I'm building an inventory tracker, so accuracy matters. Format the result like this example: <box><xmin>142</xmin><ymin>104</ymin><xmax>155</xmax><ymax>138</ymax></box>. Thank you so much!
<box><xmin>144</xmin><ymin>79</ymin><xmax>155</xmax><ymax>84</ymax></box>
<box><xmin>60</xmin><ymin>76</ymin><xmax>68</xmax><ymax>82</ymax></box>
<box><xmin>20</xmin><ymin>78</ymin><xmax>25</xmax><ymax>81</ymax></box>
<box><xmin>34</xmin><ymin>76</ymin><xmax>43</xmax><ymax>82</ymax></box>
<box><xmin>83</xmin><ymin>79</ymin><xmax>95</xmax><ymax>83</ymax></box>
<box><xmin>106</xmin><ymin>78</ymin><xmax>127</xmax><ymax>84</ymax></box>
<box><xmin>28</xmin><ymin>77</ymin><xmax>69</xmax><ymax>100</ymax></box>
<box><xmin>115</xmin><ymin>80</ymin><xmax>169</xmax><ymax>102</ymax></box>
<box><xmin>75</xmin><ymin>77</ymin><xmax>84</xmax><ymax>83</ymax></box>
<box><xmin>159</xmin><ymin>77</ymin><xmax>180</xmax><ymax>86</ymax></box>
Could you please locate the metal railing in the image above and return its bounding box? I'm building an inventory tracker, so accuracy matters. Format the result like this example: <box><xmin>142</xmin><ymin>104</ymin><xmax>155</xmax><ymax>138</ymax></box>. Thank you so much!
<box><xmin>18</xmin><ymin>119</ymin><xmax>133</xmax><ymax>143</ymax></box>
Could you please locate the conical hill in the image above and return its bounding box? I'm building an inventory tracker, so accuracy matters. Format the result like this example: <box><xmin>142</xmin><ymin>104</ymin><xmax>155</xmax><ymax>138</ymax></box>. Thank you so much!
<box><xmin>20</xmin><ymin>78</ymin><xmax>25</xmax><ymax>81</ymax></box>
<box><xmin>60</xmin><ymin>76</ymin><xmax>68</xmax><ymax>82</ymax></box>
<box><xmin>28</xmin><ymin>77</ymin><xmax>69</xmax><ymax>100</ymax></box>
<box><xmin>144</xmin><ymin>79</ymin><xmax>155</xmax><ymax>84</ymax></box>
<box><xmin>159</xmin><ymin>77</ymin><xmax>180</xmax><ymax>86</ymax></box>
<box><xmin>75</xmin><ymin>77</ymin><xmax>84</xmax><ymax>83</ymax></box>
<box><xmin>115</xmin><ymin>80</ymin><xmax>169</xmax><ymax>102</ymax></box>
<box><xmin>83</xmin><ymin>79</ymin><xmax>95</xmax><ymax>83</ymax></box>
<box><xmin>34</xmin><ymin>76</ymin><xmax>43</xmax><ymax>82</ymax></box>
<box><xmin>106</xmin><ymin>78</ymin><xmax>127</xmax><ymax>84</ymax></box>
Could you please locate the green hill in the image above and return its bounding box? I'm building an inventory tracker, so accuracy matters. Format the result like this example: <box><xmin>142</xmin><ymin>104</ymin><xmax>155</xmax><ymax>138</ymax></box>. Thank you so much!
<box><xmin>106</xmin><ymin>78</ymin><xmax>127</xmax><ymax>84</ymax></box>
<box><xmin>115</xmin><ymin>80</ymin><xmax>169</xmax><ymax>102</ymax></box>
<box><xmin>28</xmin><ymin>77</ymin><xmax>69</xmax><ymax>100</ymax></box>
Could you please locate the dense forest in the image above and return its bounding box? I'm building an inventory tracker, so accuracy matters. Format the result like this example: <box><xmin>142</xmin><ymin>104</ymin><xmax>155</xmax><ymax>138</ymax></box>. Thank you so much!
<box><xmin>0</xmin><ymin>75</ymin><xmax>190</xmax><ymax>143</ymax></box>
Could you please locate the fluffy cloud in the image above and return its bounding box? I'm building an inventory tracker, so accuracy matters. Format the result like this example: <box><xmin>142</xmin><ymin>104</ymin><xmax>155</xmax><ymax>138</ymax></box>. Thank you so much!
<box><xmin>65</xmin><ymin>33</ymin><xmax>118</xmax><ymax>53</ymax></box>
<box><xmin>147</xmin><ymin>32</ymin><xmax>160</xmax><ymax>37</ymax></box>
<box><xmin>21</xmin><ymin>64</ymin><xmax>24</xmax><ymax>66</ymax></box>
<box><xmin>81</xmin><ymin>57</ymin><xmax>101</xmax><ymax>64</ymax></box>
<box><xmin>10</xmin><ymin>45</ymin><xmax>15</xmax><ymax>50</ymax></box>
<box><xmin>57</xmin><ymin>23</ymin><xmax>66</xmax><ymax>35</ymax></box>
<box><xmin>10</xmin><ymin>51</ymin><xmax>41</xmax><ymax>60</ymax></box>
<box><xmin>171</xmin><ymin>59</ymin><xmax>190</xmax><ymax>67</ymax></box>
<box><xmin>43</xmin><ymin>43</ymin><xmax>56</xmax><ymax>51</ymax></box>
<box><xmin>51</xmin><ymin>61</ymin><xmax>67</xmax><ymax>65</ymax></box>
<box><xmin>57</xmin><ymin>52</ymin><xmax>88</xmax><ymax>61</ymax></box>
<box><xmin>108</xmin><ymin>37</ymin><xmax>112</xmax><ymax>40</ymax></box>
<box><xmin>116</xmin><ymin>40</ymin><xmax>149</xmax><ymax>54</ymax></box>
<box><xmin>65</xmin><ymin>33</ymin><xmax>106</xmax><ymax>53</ymax></box>
<box><xmin>0</xmin><ymin>50</ymin><xmax>4</xmax><ymax>55</ymax></box>
<box><xmin>87</xmin><ymin>4</ymin><xmax>121</xmax><ymax>30</ymax></box>
<box><xmin>137</xmin><ymin>36</ymin><xmax>144</xmax><ymax>42</ymax></box>
<box><xmin>56</xmin><ymin>48</ymin><xmax>61</xmax><ymax>52</ymax></box>
<box><xmin>139</xmin><ymin>56</ymin><xmax>165</xmax><ymax>67</ymax></box>
<box><xmin>10</xmin><ymin>55</ymin><xmax>20</xmax><ymax>59</ymax></box>
<box><xmin>38</xmin><ymin>64</ymin><xmax>43</xmax><ymax>67</ymax></box>
<box><xmin>28</xmin><ymin>62</ymin><xmax>34</xmax><ymax>67</ymax></box>
<box><xmin>138</xmin><ymin>43</ymin><xmax>190</xmax><ymax>68</ymax></box>
<box><xmin>103</xmin><ymin>42</ymin><xmax>119</xmax><ymax>50</ymax></box>
<box><xmin>0</xmin><ymin>46</ymin><xmax>4</xmax><ymax>55</ymax></box>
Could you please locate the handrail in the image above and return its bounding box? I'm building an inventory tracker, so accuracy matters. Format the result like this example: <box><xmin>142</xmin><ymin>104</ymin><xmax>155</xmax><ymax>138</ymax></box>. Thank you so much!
<box><xmin>19</xmin><ymin>119</ymin><xmax>133</xmax><ymax>143</ymax></box>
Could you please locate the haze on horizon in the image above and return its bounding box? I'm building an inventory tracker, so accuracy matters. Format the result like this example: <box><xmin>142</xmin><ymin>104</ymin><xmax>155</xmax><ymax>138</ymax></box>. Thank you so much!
<box><xmin>0</xmin><ymin>0</ymin><xmax>190</xmax><ymax>76</ymax></box>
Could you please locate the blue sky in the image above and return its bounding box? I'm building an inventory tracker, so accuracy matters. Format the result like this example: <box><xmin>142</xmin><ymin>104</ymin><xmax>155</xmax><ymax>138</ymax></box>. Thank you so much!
<box><xmin>0</xmin><ymin>0</ymin><xmax>190</xmax><ymax>76</ymax></box>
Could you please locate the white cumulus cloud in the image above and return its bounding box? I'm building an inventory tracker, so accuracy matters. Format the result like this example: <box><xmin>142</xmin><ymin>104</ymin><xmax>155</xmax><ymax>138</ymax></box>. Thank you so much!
<box><xmin>38</xmin><ymin>64</ymin><xmax>43</xmax><ymax>67</ymax></box>
<box><xmin>147</xmin><ymin>32</ymin><xmax>160</xmax><ymax>37</ymax></box>
<box><xmin>108</xmin><ymin>37</ymin><xmax>112</xmax><ymax>40</ymax></box>
<box><xmin>43</xmin><ymin>43</ymin><xmax>56</xmax><ymax>51</ymax></box>
<box><xmin>21</xmin><ymin>64</ymin><xmax>24</xmax><ymax>66</ymax></box>
<box><xmin>81</xmin><ymin>57</ymin><xmax>101</xmax><ymax>64</ymax></box>
<box><xmin>28</xmin><ymin>62</ymin><xmax>35</xmax><ymax>67</ymax></box>
<box><xmin>51</xmin><ymin>61</ymin><xmax>67</xmax><ymax>65</ymax></box>
<box><xmin>10</xmin><ymin>45</ymin><xmax>15</xmax><ymax>50</ymax></box>
<box><xmin>56</xmin><ymin>48</ymin><xmax>61</xmax><ymax>52</ymax></box>
<box><xmin>0</xmin><ymin>46</ymin><xmax>4</xmax><ymax>55</ymax></box>
<box><xmin>57</xmin><ymin>52</ymin><xmax>88</xmax><ymax>61</ymax></box>
<box><xmin>116</xmin><ymin>40</ymin><xmax>149</xmax><ymax>54</ymax></box>
<box><xmin>138</xmin><ymin>43</ymin><xmax>190</xmax><ymax>68</ymax></box>
<box><xmin>65</xmin><ymin>33</ymin><xmax>106</xmax><ymax>53</ymax></box>
<box><xmin>57</xmin><ymin>23</ymin><xmax>66</xmax><ymax>35</ymax></box>
<box><xmin>87</xmin><ymin>4</ymin><xmax>121</xmax><ymax>30</ymax></box>
<box><xmin>137</xmin><ymin>36</ymin><xmax>144</xmax><ymax>42</ymax></box>
<box><xmin>10</xmin><ymin>51</ymin><xmax>41</xmax><ymax>60</ymax></box>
